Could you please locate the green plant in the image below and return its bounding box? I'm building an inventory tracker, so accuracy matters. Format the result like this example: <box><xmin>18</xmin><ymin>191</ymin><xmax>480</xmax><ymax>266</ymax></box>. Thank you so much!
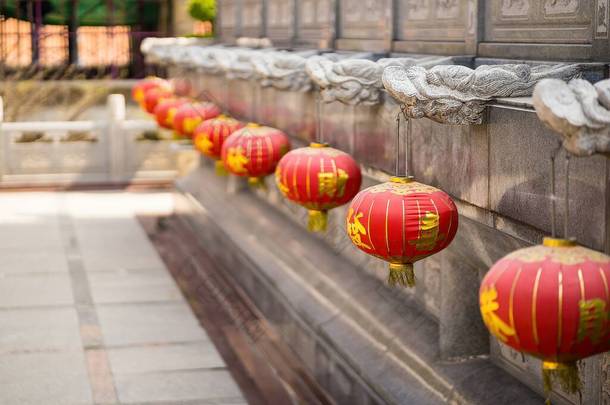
<box><xmin>187</xmin><ymin>0</ymin><xmax>216</xmax><ymax>22</ymax></box>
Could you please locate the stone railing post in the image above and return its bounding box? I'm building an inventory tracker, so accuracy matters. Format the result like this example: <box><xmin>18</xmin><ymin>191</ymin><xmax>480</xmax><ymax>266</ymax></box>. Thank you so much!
<box><xmin>107</xmin><ymin>94</ymin><xmax>126</xmax><ymax>182</ymax></box>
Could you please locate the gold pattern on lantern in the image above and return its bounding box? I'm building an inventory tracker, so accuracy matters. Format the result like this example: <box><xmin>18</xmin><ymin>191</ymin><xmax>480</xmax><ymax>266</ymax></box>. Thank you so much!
<box><xmin>410</xmin><ymin>211</ymin><xmax>442</xmax><ymax>251</ymax></box>
<box><xmin>299</xmin><ymin>147</ymin><xmax>346</xmax><ymax>157</ymax></box>
<box><xmin>577</xmin><ymin>298</ymin><xmax>607</xmax><ymax>344</ymax></box>
<box><xmin>275</xmin><ymin>168</ymin><xmax>289</xmax><ymax>195</ymax></box>
<box><xmin>195</xmin><ymin>135</ymin><xmax>214</xmax><ymax>155</ymax></box>
<box><xmin>166</xmin><ymin>108</ymin><xmax>178</xmax><ymax>125</ymax></box>
<box><xmin>504</xmin><ymin>245</ymin><xmax>610</xmax><ymax>265</ymax></box>
<box><xmin>184</xmin><ymin>117</ymin><xmax>201</xmax><ymax>134</ymax></box>
<box><xmin>480</xmin><ymin>285</ymin><xmax>516</xmax><ymax>343</ymax></box>
<box><xmin>369</xmin><ymin>181</ymin><xmax>438</xmax><ymax>196</ymax></box>
<box><xmin>226</xmin><ymin>147</ymin><xmax>249</xmax><ymax>174</ymax></box>
<box><xmin>318</xmin><ymin>169</ymin><xmax>349</xmax><ymax>198</ymax></box>
<box><xmin>346</xmin><ymin>208</ymin><xmax>371</xmax><ymax>249</ymax></box>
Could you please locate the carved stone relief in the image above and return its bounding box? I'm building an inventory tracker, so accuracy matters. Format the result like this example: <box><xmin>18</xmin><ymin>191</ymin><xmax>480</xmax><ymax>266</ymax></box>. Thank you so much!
<box><xmin>500</xmin><ymin>0</ymin><xmax>530</xmax><ymax>18</ymax></box>
<box><xmin>406</xmin><ymin>0</ymin><xmax>430</xmax><ymax>20</ymax></box>
<box><xmin>382</xmin><ymin>64</ymin><xmax>582</xmax><ymax>125</ymax></box>
<box><xmin>487</xmin><ymin>0</ymin><xmax>591</xmax><ymax>43</ymax></box>
<box><xmin>437</xmin><ymin>0</ymin><xmax>460</xmax><ymax>19</ymax></box>
<box><xmin>306</xmin><ymin>56</ymin><xmax>453</xmax><ymax>106</ymax></box>
<box><xmin>544</xmin><ymin>0</ymin><xmax>580</xmax><ymax>16</ymax></box>
<box><xmin>396</xmin><ymin>0</ymin><xmax>467</xmax><ymax>43</ymax></box>
<box><xmin>343</xmin><ymin>0</ymin><xmax>384</xmax><ymax>23</ymax></box>
<box><xmin>596</xmin><ymin>0</ymin><xmax>609</xmax><ymax>38</ymax></box>
<box><xmin>533</xmin><ymin>78</ymin><xmax>610</xmax><ymax>156</ymax></box>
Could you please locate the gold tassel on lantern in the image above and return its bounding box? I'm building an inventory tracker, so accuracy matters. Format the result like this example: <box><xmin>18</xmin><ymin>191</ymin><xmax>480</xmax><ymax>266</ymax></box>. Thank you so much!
<box><xmin>215</xmin><ymin>160</ymin><xmax>228</xmax><ymax>176</ymax></box>
<box><xmin>542</xmin><ymin>361</ymin><xmax>581</xmax><ymax>404</ymax></box>
<box><xmin>248</xmin><ymin>177</ymin><xmax>266</xmax><ymax>189</ymax></box>
<box><xmin>388</xmin><ymin>263</ymin><xmax>415</xmax><ymax>287</ymax></box>
<box><xmin>308</xmin><ymin>210</ymin><xmax>328</xmax><ymax>232</ymax></box>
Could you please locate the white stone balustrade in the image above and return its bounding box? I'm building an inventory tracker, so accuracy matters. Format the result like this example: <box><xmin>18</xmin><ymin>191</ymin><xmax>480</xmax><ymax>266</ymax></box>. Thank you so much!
<box><xmin>0</xmin><ymin>94</ymin><xmax>181</xmax><ymax>186</ymax></box>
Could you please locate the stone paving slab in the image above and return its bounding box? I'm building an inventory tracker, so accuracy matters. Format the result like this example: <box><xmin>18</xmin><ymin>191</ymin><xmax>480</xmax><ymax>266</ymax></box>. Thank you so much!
<box><xmin>0</xmin><ymin>351</ymin><xmax>93</xmax><ymax>405</ymax></box>
<box><xmin>0</xmin><ymin>191</ymin><xmax>246</xmax><ymax>405</ymax></box>
<box><xmin>107</xmin><ymin>342</ymin><xmax>226</xmax><ymax>374</ymax></box>
<box><xmin>0</xmin><ymin>247</ymin><xmax>69</xmax><ymax>274</ymax></box>
<box><xmin>88</xmin><ymin>269</ymin><xmax>183</xmax><ymax>304</ymax></box>
<box><xmin>0</xmin><ymin>307</ymin><xmax>82</xmax><ymax>354</ymax></box>
<box><xmin>0</xmin><ymin>273</ymin><xmax>74</xmax><ymax>308</ymax></box>
<box><xmin>114</xmin><ymin>369</ymin><xmax>244</xmax><ymax>404</ymax></box>
<box><xmin>97</xmin><ymin>302</ymin><xmax>208</xmax><ymax>346</ymax></box>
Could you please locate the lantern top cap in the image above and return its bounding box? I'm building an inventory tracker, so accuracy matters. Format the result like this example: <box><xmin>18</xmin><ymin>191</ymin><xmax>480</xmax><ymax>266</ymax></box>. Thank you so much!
<box><xmin>246</xmin><ymin>122</ymin><xmax>261</xmax><ymax>128</ymax></box>
<box><xmin>310</xmin><ymin>142</ymin><xmax>329</xmax><ymax>148</ymax></box>
<box><xmin>543</xmin><ymin>237</ymin><xmax>577</xmax><ymax>248</ymax></box>
<box><xmin>389</xmin><ymin>176</ymin><xmax>414</xmax><ymax>184</ymax></box>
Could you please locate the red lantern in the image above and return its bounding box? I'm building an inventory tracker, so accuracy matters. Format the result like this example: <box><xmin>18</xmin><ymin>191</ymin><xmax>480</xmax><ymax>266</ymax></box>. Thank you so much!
<box><xmin>221</xmin><ymin>124</ymin><xmax>290</xmax><ymax>186</ymax></box>
<box><xmin>173</xmin><ymin>102</ymin><xmax>222</xmax><ymax>138</ymax></box>
<box><xmin>346</xmin><ymin>176</ymin><xmax>458</xmax><ymax>287</ymax></box>
<box><xmin>132</xmin><ymin>77</ymin><xmax>171</xmax><ymax>107</ymax></box>
<box><xmin>193</xmin><ymin>116</ymin><xmax>244</xmax><ymax>174</ymax></box>
<box><xmin>275</xmin><ymin>142</ymin><xmax>362</xmax><ymax>232</ymax></box>
<box><xmin>153</xmin><ymin>98</ymin><xmax>190</xmax><ymax>130</ymax></box>
<box><xmin>480</xmin><ymin>238</ymin><xmax>610</xmax><ymax>396</ymax></box>
<box><xmin>143</xmin><ymin>87</ymin><xmax>174</xmax><ymax>114</ymax></box>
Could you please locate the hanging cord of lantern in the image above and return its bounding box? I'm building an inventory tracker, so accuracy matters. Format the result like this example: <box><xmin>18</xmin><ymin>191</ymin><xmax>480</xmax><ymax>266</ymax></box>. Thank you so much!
<box><xmin>315</xmin><ymin>91</ymin><xmax>325</xmax><ymax>145</ymax></box>
<box><xmin>387</xmin><ymin>104</ymin><xmax>416</xmax><ymax>287</ymax></box>
<box><xmin>395</xmin><ymin>104</ymin><xmax>411</xmax><ymax>179</ymax></box>
<box><xmin>549</xmin><ymin>146</ymin><xmax>573</xmax><ymax>241</ymax></box>
<box><xmin>546</xmin><ymin>147</ymin><xmax>581</xmax><ymax>404</ymax></box>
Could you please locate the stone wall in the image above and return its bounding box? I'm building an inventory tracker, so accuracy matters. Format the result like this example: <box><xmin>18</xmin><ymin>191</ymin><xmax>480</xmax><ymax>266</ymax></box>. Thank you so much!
<box><xmin>217</xmin><ymin>0</ymin><xmax>610</xmax><ymax>61</ymax></box>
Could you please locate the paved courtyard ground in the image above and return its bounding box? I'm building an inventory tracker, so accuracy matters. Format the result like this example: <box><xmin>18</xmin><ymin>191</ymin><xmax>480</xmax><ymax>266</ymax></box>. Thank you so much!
<box><xmin>0</xmin><ymin>190</ymin><xmax>246</xmax><ymax>405</ymax></box>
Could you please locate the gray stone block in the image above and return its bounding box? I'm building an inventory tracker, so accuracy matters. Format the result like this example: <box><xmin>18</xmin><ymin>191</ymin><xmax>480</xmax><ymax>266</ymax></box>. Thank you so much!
<box><xmin>274</xmin><ymin>90</ymin><xmax>317</xmax><ymax>142</ymax></box>
<box><xmin>353</xmin><ymin>103</ymin><xmax>396</xmax><ymax>174</ymax></box>
<box><xmin>410</xmin><ymin>118</ymin><xmax>489</xmax><ymax>209</ymax></box>
<box><xmin>488</xmin><ymin>107</ymin><xmax>608</xmax><ymax>251</ymax></box>
<box><xmin>227</xmin><ymin>79</ymin><xmax>257</xmax><ymax>122</ymax></box>
<box><xmin>321</xmin><ymin>101</ymin><xmax>355</xmax><ymax>154</ymax></box>
<box><xmin>439</xmin><ymin>250</ymin><xmax>488</xmax><ymax>360</ymax></box>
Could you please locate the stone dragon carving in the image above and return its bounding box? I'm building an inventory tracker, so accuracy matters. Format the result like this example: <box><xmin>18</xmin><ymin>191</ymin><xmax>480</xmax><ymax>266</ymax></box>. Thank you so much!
<box><xmin>251</xmin><ymin>50</ymin><xmax>318</xmax><ymax>92</ymax></box>
<box><xmin>140</xmin><ymin>37</ymin><xmax>210</xmax><ymax>66</ymax></box>
<box><xmin>382</xmin><ymin>64</ymin><xmax>582</xmax><ymax>125</ymax></box>
<box><xmin>305</xmin><ymin>56</ymin><xmax>453</xmax><ymax>106</ymax></box>
<box><xmin>218</xmin><ymin>48</ymin><xmax>269</xmax><ymax>80</ymax></box>
<box><xmin>533</xmin><ymin>78</ymin><xmax>610</xmax><ymax>156</ymax></box>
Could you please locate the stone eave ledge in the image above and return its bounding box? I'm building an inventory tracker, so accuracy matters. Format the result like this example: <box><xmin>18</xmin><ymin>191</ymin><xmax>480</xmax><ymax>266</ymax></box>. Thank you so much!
<box><xmin>382</xmin><ymin>64</ymin><xmax>583</xmax><ymax>125</ymax></box>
